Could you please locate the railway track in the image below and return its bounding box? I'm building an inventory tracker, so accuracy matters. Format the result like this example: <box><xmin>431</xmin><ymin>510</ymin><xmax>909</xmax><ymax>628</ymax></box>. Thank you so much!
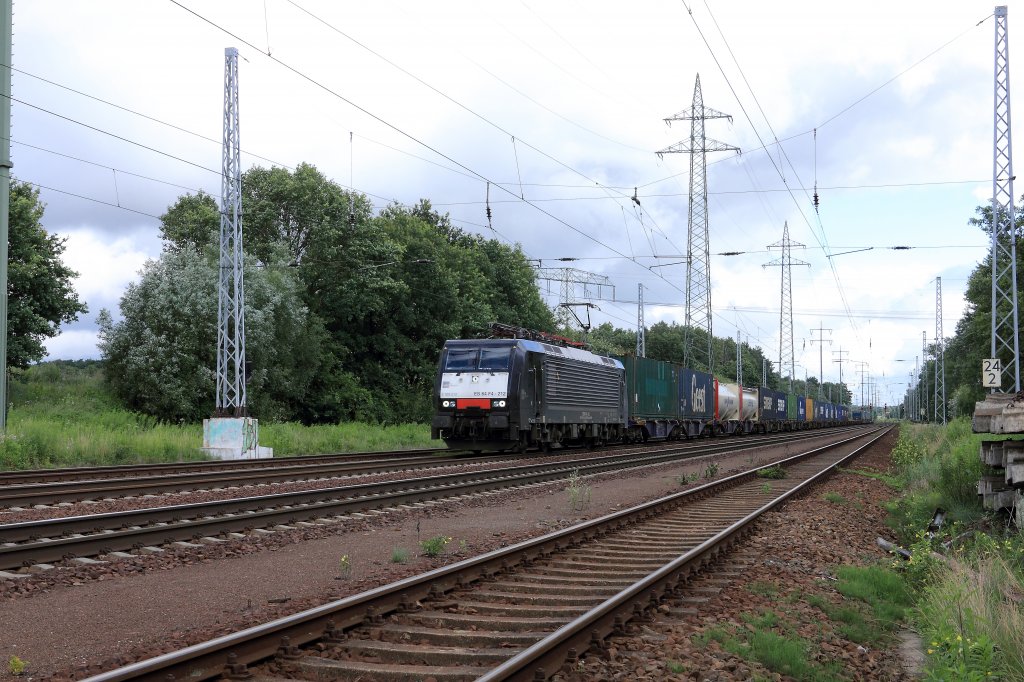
<box><xmin>0</xmin><ymin>427</ymin><xmax>865</xmax><ymax>571</ymax></box>
<box><xmin>0</xmin><ymin>426</ymin><xmax>863</xmax><ymax>509</ymax></box>
<box><xmin>81</xmin><ymin>424</ymin><xmax>890</xmax><ymax>682</ymax></box>
<box><xmin>0</xmin><ymin>451</ymin><xmax>507</xmax><ymax>509</ymax></box>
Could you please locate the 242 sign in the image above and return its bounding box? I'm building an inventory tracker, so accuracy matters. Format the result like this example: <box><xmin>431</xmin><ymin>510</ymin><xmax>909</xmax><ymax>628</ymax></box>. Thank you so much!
<box><xmin>983</xmin><ymin>358</ymin><xmax>1002</xmax><ymax>388</ymax></box>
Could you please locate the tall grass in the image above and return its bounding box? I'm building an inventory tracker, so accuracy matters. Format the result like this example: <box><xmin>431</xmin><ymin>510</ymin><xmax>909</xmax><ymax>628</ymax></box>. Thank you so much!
<box><xmin>0</xmin><ymin>361</ymin><xmax>438</xmax><ymax>470</ymax></box>
<box><xmin>893</xmin><ymin>420</ymin><xmax>1024</xmax><ymax>679</ymax></box>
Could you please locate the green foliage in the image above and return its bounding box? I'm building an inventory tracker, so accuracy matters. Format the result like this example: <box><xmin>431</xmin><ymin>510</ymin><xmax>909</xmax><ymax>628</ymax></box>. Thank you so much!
<box><xmin>890</xmin><ymin>430</ymin><xmax>927</xmax><ymax>471</ymax></box>
<box><xmin>7</xmin><ymin>180</ymin><xmax>87</xmax><ymax>368</ymax></box>
<box><xmin>98</xmin><ymin>248</ymin><xmax>328</xmax><ymax>423</ymax></box>
<box><xmin>703</xmin><ymin>462</ymin><xmax>719</xmax><ymax>479</ymax></box>
<box><xmin>760</xmin><ymin>482</ymin><xmax>772</xmax><ymax>494</ymax></box>
<box><xmin>0</xmin><ymin>362</ymin><xmax>440</xmax><ymax>469</ymax></box>
<box><xmin>756</xmin><ymin>464</ymin><xmax>786</xmax><ymax>479</ymax></box>
<box><xmin>665</xmin><ymin>660</ymin><xmax>685</xmax><ymax>674</ymax></box>
<box><xmin>746</xmin><ymin>581</ymin><xmax>779</xmax><ymax>598</ymax></box>
<box><xmin>835</xmin><ymin>564</ymin><xmax>912</xmax><ymax>626</ymax></box>
<box><xmin>390</xmin><ymin>547</ymin><xmax>409</xmax><ymax>564</ymax></box>
<box><xmin>675</xmin><ymin>471</ymin><xmax>699</xmax><ymax>486</ymax></box>
<box><xmin>420</xmin><ymin>535</ymin><xmax>451</xmax><ymax>557</ymax></box>
<box><xmin>117</xmin><ymin>166</ymin><xmax>555</xmax><ymax>426</ymax></box>
<box><xmin>8</xmin><ymin>655</ymin><xmax>26</xmax><ymax>676</ymax></box>
<box><xmin>693</xmin><ymin>620</ymin><xmax>843</xmax><ymax>681</ymax></box>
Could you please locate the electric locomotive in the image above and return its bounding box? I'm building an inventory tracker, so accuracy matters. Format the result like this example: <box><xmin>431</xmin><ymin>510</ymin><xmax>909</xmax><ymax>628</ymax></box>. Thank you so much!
<box><xmin>431</xmin><ymin>332</ymin><xmax>626</xmax><ymax>452</ymax></box>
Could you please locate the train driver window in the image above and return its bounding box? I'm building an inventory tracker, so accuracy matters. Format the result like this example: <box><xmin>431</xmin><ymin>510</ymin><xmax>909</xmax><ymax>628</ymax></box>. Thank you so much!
<box><xmin>479</xmin><ymin>348</ymin><xmax>512</xmax><ymax>371</ymax></box>
<box><xmin>445</xmin><ymin>349</ymin><xmax>478</xmax><ymax>371</ymax></box>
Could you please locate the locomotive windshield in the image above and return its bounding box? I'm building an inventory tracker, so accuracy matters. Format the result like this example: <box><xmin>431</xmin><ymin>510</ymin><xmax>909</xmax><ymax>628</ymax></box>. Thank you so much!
<box><xmin>444</xmin><ymin>347</ymin><xmax>512</xmax><ymax>371</ymax></box>
<box><xmin>479</xmin><ymin>348</ymin><xmax>511</xmax><ymax>371</ymax></box>
<box><xmin>445</xmin><ymin>349</ymin><xmax>478</xmax><ymax>371</ymax></box>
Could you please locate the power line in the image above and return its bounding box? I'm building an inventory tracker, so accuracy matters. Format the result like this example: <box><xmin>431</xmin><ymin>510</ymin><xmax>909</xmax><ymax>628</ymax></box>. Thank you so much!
<box><xmin>169</xmin><ymin>1</ymin><xmax>690</xmax><ymax>302</ymax></box>
<box><xmin>7</xmin><ymin>63</ymin><xmax>295</xmax><ymax>170</ymax></box>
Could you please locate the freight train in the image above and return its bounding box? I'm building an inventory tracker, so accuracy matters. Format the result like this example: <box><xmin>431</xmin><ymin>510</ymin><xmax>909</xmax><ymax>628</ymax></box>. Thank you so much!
<box><xmin>430</xmin><ymin>327</ymin><xmax>853</xmax><ymax>452</ymax></box>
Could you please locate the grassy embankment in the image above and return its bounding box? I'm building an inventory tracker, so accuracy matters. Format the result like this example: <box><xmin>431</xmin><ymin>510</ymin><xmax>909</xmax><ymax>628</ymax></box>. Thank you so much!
<box><xmin>0</xmin><ymin>361</ymin><xmax>437</xmax><ymax>470</ymax></box>
<box><xmin>885</xmin><ymin>419</ymin><xmax>1024</xmax><ymax>680</ymax></box>
<box><xmin>684</xmin><ymin>420</ymin><xmax>1024</xmax><ymax>680</ymax></box>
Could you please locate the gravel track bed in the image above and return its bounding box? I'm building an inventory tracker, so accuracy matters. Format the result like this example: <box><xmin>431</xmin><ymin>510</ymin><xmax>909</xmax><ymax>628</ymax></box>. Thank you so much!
<box><xmin>0</xmin><ymin>429</ymin><xmax>892</xmax><ymax>680</ymax></box>
<box><xmin>555</xmin><ymin>427</ymin><xmax>909</xmax><ymax>682</ymax></box>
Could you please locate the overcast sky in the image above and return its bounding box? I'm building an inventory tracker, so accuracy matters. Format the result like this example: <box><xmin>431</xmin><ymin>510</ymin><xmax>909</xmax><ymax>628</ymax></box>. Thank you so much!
<box><xmin>13</xmin><ymin>0</ymin><xmax>1014</xmax><ymax>406</ymax></box>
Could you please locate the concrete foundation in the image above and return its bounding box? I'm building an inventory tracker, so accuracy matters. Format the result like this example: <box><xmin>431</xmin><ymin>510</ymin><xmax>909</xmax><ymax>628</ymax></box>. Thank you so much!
<box><xmin>202</xmin><ymin>416</ymin><xmax>273</xmax><ymax>460</ymax></box>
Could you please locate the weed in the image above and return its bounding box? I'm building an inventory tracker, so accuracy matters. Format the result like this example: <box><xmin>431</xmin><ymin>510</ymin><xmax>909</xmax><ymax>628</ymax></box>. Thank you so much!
<box><xmin>8</xmin><ymin>655</ymin><xmax>27</xmax><ymax>676</ymax></box>
<box><xmin>458</xmin><ymin>539</ymin><xmax>468</xmax><ymax>554</ymax></box>
<box><xmin>675</xmin><ymin>471</ymin><xmax>699</xmax><ymax>486</ymax></box>
<box><xmin>756</xmin><ymin>464</ymin><xmax>786</xmax><ymax>479</ymax></box>
<box><xmin>747</xmin><ymin>581</ymin><xmax>779</xmax><ymax>598</ymax></box>
<box><xmin>760</xmin><ymin>482</ymin><xmax>772</xmax><ymax>494</ymax></box>
<box><xmin>390</xmin><ymin>547</ymin><xmax>409</xmax><ymax>564</ymax></box>
<box><xmin>420</xmin><ymin>535</ymin><xmax>452</xmax><ymax>557</ymax></box>
<box><xmin>566</xmin><ymin>468</ymin><xmax>592</xmax><ymax>512</ymax></box>
<box><xmin>666</xmin><ymin>660</ymin><xmax>685</xmax><ymax>674</ymax></box>
<box><xmin>338</xmin><ymin>554</ymin><xmax>352</xmax><ymax>578</ymax></box>
<box><xmin>703</xmin><ymin>462</ymin><xmax>719</xmax><ymax>479</ymax></box>
<box><xmin>823</xmin><ymin>491</ymin><xmax>845</xmax><ymax>505</ymax></box>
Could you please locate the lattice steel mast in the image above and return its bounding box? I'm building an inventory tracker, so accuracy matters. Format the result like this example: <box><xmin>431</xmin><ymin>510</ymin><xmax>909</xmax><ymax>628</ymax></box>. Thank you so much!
<box><xmin>735</xmin><ymin>330</ymin><xmax>743</xmax><ymax>385</ymax></box>
<box><xmin>991</xmin><ymin>5</ymin><xmax>1021</xmax><ymax>393</ymax></box>
<box><xmin>763</xmin><ymin>221</ymin><xmax>808</xmax><ymax>393</ymax></box>
<box><xmin>637</xmin><ymin>283</ymin><xmax>646</xmax><ymax>357</ymax></box>
<box><xmin>934</xmin><ymin>277</ymin><xmax>946</xmax><ymax>424</ymax></box>
<box><xmin>657</xmin><ymin>74</ymin><xmax>739</xmax><ymax>374</ymax></box>
<box><xmin>921</xmin><ymin>331</ymin><xmax>929</xmax><ymax>422</ymax></box>
<box><xmin>216</xmin><ymin>47</ymin><xmax>247</xmax><ymax>416</ymax></box>
<box><xmin>534</xmin><ymin>267</ymin><xmax>614</xmax><ymax>331</ymax></box>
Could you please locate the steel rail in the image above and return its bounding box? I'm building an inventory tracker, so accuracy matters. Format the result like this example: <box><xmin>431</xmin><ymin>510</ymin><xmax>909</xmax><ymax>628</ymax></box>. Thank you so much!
<box><xmin>77</xmin><ymin>425</ymin><xmax>887</xmax><ymax>682</ymax></box>
<box><xmin>478</xmin><ymin>425</ymin><xmax>892</xmax><ymax>681</ymax></box>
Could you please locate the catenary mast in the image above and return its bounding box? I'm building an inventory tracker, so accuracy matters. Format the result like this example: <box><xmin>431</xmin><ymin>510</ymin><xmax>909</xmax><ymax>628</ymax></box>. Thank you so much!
<box><xmin>216</xmin><ymin>47</ymin><xmax>246</xmax><ymax>415</ymax></box>
<box><xmin>657</xmin><ymin>75</ymin><xmax>739</xmax><ymax>374</ymax></box>
<box><xmin>991</xmin><ymin>5</ymin><xmax>1021</xmax><ymax>392</ymax></box>
<box><xmin>763</xmin><ymin>221</ymin><xmax>808</xmax><ymax>393</ymax></box>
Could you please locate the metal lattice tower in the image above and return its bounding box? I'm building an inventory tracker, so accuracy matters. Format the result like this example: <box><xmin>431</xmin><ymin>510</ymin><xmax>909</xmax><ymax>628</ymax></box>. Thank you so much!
<box><xmin>216</xmin><ymin>47</ymin><xmax>247</xmax><ymax>416</ymax></box>
<box><xmin>763</xmin><ymin>221</ymin><xmax>809</xmax><ymax>393</ymax></box>
<box><xmin>735</xmin><ymin>330</ymin><xmax>743</xmax><ymax>385</ymax></box>
<box><xmin>921</xmin><ymin>331</ymin><xmax>929</xmax><ymax>422</ymax></box>
<box><xmin>535</xmin><ymin>267</ymin><xmax>614</xmax><ymax>331</ymax></box>
<box><xmin>636</xmin><ymin>283</ymin><xmax>646</xmax><ymax>357</ymax></box>
<box><xmin>934</xmin><ymin>277</ymin><xmax>946</xmax><ymax>423</ymax></box>
<box><xmin>657</xmin><ymin>74</ymin><xmax>739</xmax><ymax>374</ymax></box>
<box><xmin>991</xmin><ymin>5</ymin><xmax>1021</xmax><ymax>392</ymax></box>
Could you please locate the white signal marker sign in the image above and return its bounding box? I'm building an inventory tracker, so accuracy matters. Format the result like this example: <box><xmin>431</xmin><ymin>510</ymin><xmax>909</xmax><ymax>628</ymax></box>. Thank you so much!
<box><xmin>982</xmin><ymin>359</ymin><xmax>1002</xmax><ymax>388</ymax></box>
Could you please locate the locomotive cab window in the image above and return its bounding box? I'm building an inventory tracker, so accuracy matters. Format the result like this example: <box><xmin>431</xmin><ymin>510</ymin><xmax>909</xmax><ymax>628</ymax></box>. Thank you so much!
<box><xmin>479</xmin><ymin>348</ymin><xmax>511</xmax><ymax>371</ymax></box>
<box><xmin>445</xmin><ymin>349</ymin><xmax>479</xmax><ymax>371</ymax></box>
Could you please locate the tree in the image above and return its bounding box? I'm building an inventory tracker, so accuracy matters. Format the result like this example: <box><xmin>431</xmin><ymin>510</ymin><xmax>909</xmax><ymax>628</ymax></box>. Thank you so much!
<box><xmin>158</xmin><ymin>190</ymin><xmax>219</xmax><ymax>255</ymax></box>
<box><xmin>8</xmin><ymin>181</ymin><xmax>87</xmax><ymax>368</ymax></box>
<box><xmin>111</xmin><ymin>168</ymin><xmax>555</xmax><ymax>424</ymax></box>
<box><xmin>98</xmin><ymin>249</ymin><xmax>334</xmax><ymax>423</ymax></box>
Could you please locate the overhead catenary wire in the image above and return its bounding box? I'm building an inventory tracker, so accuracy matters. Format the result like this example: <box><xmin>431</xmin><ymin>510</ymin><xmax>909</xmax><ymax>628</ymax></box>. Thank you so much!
<box><xmin>169</xmin><ymin>1</ymin><xmax>692</xmax><ymax>301</ymax></box>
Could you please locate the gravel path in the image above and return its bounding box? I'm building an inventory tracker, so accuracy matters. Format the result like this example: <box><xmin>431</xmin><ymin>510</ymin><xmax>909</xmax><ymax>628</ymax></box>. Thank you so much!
<box><xmin>0</xmin><ymin>428</ymin><xmax>912</xmax><ymax>681</ymax></box>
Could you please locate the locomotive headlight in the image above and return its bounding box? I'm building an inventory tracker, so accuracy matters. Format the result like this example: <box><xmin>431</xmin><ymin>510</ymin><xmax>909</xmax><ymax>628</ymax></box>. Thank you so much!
<box><xmin>494</xmin><ymin>399</ymin><xmax>506</xmax><ymax>408</ymax></box>
<box><xmin>441</xmin><ymin>400</ymin><xmax>453</xmax><ymax>408</ymax></box>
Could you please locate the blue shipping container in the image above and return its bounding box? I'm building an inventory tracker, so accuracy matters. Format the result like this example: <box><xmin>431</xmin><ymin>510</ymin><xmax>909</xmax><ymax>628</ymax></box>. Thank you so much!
<box><xmin>679</xmin><ymin>369</ymin><xmax>715</xmax><ymax>420</ymax></box>
<box><xmin>798</xmin><ymin>396</ymin><xmax>807</xmax><ymax>421</ymax></box>
<box><xmin>758</xmin><ymin>387</ymin><xmax>787</xmax><ymax>421</ymax></box>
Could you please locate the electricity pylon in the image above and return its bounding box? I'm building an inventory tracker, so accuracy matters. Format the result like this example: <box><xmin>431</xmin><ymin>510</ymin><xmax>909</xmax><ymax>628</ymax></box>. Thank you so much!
<box><xmin>763</xmin><ymin>221</ymin><xmax>809</xmax><ymax>393</ymax></box>
<box><xmin>657</xmin><ymin>74</ymin><xmax>739</xmax><ymax>374</ymax></box>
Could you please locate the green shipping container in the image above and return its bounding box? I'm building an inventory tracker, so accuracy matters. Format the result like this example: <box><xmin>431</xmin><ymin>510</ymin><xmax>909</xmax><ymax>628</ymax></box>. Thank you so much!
<box><xmin>786</xmin><ymin>392</ymin><xmax>799</xmax><ymax>420</ymax></box>
<box><xmin>616</xmin><ymin>355</ymin><xmax>679</xmax><ymax>420</ymax></box>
